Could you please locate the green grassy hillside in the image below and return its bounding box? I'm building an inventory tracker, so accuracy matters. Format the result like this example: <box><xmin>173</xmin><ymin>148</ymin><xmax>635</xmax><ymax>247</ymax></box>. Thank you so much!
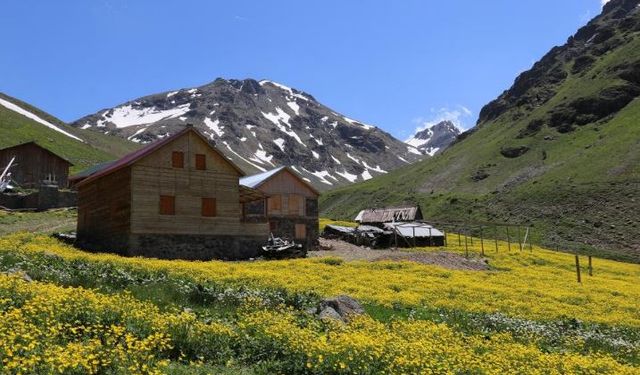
<box><xmin>321</xmin><ymin>0</ymin><xmax>640</xmax><ymax>262</ymax></box>
<box><xmin>0</xmin><ymin>93</ymin><xmax>138</xmax><ymax>172</ymax></box>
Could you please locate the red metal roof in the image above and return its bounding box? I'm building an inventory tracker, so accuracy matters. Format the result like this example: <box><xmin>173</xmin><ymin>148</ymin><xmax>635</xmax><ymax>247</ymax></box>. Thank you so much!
<box><xmin>75</xmin><ymin>126</ymin><xmax>245</xmax><ymax>187</ymax></box>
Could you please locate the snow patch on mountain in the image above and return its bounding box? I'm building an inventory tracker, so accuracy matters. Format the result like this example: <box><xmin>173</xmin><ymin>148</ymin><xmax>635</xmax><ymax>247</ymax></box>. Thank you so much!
<box><xmin>102</xmin><ymin>104</ymin><xmax>191</xmax><ymax>128</ymax></box>
<box><xmin>336</xmin><ymin>169</ymin><xmax>358</xmax><ymax>182</ymax></box>
<box><xmin>287</xmin><ymin>101</ymin><xmax>300</xmax><ymax>115</ymax></box>
<box><xmin>0</xmin><ymin>97</ymin><xmax>83</xmax><ymax>142</ymax></box>
<box><xmin>204</xmin><ymin>117</ymin><xmax>224</xmax><ymax>138</ymax></box>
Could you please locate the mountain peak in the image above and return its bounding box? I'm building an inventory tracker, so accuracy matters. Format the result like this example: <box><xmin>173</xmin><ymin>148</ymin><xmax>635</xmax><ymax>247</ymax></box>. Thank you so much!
<box><xmin>71</xmin><ymin>78</ymin><xmax>422</xmax><ymax>189</ymax></box>
<box><xmin>405</xmin><ymin>120</ymin><xmax>461</xmax><ymax>156</ymax></box>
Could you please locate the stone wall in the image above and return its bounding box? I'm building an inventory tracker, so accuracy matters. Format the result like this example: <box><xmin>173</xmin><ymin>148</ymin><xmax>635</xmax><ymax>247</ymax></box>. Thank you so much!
<box><xmin>0</xmin><ymin>187</ymin><xmax>76</xmax><ymax>210</ymax></box>
<box><xmin>269</xmin><ymin>216</ymin><xmax>319</xmax><ymax>250</ymax></box>
<box><xmin>128</xmin><ymin>233</ymin><xmax>266</xmax><ymax>260</ymax></box>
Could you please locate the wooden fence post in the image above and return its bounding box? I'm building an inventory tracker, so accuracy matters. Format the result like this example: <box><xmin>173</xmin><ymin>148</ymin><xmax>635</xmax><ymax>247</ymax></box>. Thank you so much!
<box><xmin>464</xmin><ymin>233</ymin><xmax>469</xmax><ymax>258</ymax></box>
<box><xmin>588</xmin><ymin>255</ymin><xmax>593</xmax><ymax>276</ymax></box>
<box><xmin>412</xmin><ymin>226</ymin><xmax>416</xmax><ymax>248</ymax></box>
<box><xmin>480</xmin><ymin>227</ymin><xmax>485</xmax><ymax>256</ymax></box>
<box><xmin>443</xmin><ymin>229</ymin><xmax>447</xmax><ymax>247</ymax></box>
<box><xmin>517</xmin><ymin>226</ymin><xmax>523</xmax><ymax>252</ymax></box>
<box><xmin>506</xmin><ymin>226</ymin><xmax>511</xmax><ymax>252</ymax></box>
<box><xmin>494</xmin><ymin>226</ymin><xmax>499</xmax><ymax>252</ymax></box>
<box><xmin>458</xmin><ymin>231</ymin><xmax>462</xmax><ymax>246</ymax></box>
<box><xmin>575</xmin><ymin>254</ymin><xmax>582</xmax><ymax>283</ymax></box>
<box><xmin>528</xmin><ymin>227</ymin><xmax>533</xmax><ymax>251</ymax></box>
<box><xmin>428</xmin><ymin>227</ymin><xmax>433</xmax><ymax>246</ymax></box>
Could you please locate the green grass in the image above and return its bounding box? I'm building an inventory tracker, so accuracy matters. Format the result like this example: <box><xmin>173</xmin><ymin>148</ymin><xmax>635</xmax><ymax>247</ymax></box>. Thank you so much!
<box><xmin>0</xmin><ymin>93</ymin><xmax>138</xmax><ymax>172</ymax></box>
<box><xmin>0</xmin><ymin>209</ymin><xmax>77</xmax><ymax>236</ymax></box>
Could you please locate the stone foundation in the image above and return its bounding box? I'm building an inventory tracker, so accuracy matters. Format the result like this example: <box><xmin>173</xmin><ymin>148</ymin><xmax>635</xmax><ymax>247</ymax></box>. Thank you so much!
<box><xmin>0</xmin><ymin>186</ymin><xmax>76</xmax><ymax>210</ymax></box>
<box><xmin>128</xmin><ymin>233</ymin><xmax>266</xmax><ymax>260</ymax></box>
<box><xmin>269</xmin><ymin>216</ymin><xmax>319</xmax><ymax>250</ymax></box>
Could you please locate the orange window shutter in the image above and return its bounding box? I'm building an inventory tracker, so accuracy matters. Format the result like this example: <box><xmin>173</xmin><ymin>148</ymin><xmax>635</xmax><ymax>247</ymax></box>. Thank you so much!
<box><xmin>195</xmin><ymin>154</ymin><xmax>206</xmax><ymax>170</ymax></box>
<box><xmin>202</xmin><ymin>198</ymin><xmax>217</xmax><ymax>217</ymax></box>
<box><xmin>295</xmin><ymin>223</ymin><xmax>306</xmax><ymax>239</ymax></box>
<box><xmin>268</xmin><ymin>195</ymin><xmax>282</xmax><ymax>212</ymax></box>
<box><xmin>159</xmin><ymin>195</ymin><xmax>175</xmax><ymax>215</ymax></box>
<box><xmin>172</xmin><ymin>151</ymin><xmax>184</xmax><ymax>168</ymax></box>
<box><xmin>289</xmin><ymin>194</ymin><xmax>299</xmax><ymax>215</ymax></box>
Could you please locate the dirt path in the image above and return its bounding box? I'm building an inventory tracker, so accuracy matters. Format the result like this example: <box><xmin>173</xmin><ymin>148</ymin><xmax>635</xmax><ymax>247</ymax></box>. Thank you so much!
<box><xmin>309</xmin><ymin>238</ymin><xmax>490</xmax><ymax>271</ymax></box>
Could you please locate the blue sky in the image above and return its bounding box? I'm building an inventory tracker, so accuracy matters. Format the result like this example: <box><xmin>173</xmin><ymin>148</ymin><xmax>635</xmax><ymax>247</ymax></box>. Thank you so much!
<box><xmin>0</xmin><ymin>0</ymin><xmax>607</xmax><ymax>139</ymax></box>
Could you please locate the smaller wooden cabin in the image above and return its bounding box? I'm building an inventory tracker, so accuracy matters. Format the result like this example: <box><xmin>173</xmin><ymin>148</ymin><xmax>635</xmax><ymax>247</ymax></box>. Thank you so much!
<box><xmin>74</xmin><ymin>126</ymin><xmax>269</xmax><ymax>260</ymax></box>
<box><xmin>240</xmin><ymin>166</ymin><xmax>320</xmax><ymax>249</ymax></box>
<box><xmin>0</xmin><ymin>141</ymin><xmax>73</xmax><ymax>188</ymax></box>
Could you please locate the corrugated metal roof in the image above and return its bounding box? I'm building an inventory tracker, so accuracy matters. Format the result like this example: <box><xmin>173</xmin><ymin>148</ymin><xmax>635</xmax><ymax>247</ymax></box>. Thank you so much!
<box><xmin>384</xmin><ymin>222</ymin><xmax>444</xmax><ymax>237</ymax></box>
<box><xmin>360</xmin><ymin>206</ymin><xmax>421</xmax><ymax>223</ymax></box>
<box><xmin>239</xmin><ymin>166</ymin><xmax>285</xmax><ymax>188</ymax></box>
<box><xmin>239</xmin><ymin>166</ymin><xmax>320</xmax><ymax>196</ymax></box>
<box><xmin>69</xmin><ymin>161</ymin><xmax>115</xmax><ymax>182</ymax></box>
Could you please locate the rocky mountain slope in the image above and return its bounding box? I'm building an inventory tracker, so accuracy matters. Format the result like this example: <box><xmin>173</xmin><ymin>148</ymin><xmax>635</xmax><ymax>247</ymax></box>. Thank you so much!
<box><xmin>0</xmin><ymin>93</ymin><xmax>136</xmax><ymax>172</ymax></box>
<box><xmin>72</xmin><ymin>79</ymin><xmax>423</xmax><ymax>189</ymax></box>
<box><xmin>321</xmin><ymin>0</ymin><xmax>640</xmax><ymax>262</ymax></box>
<box><xmin>405</xmin><ymin>120</ymin><xmax>461</xmax><ymax>156</ymax></box>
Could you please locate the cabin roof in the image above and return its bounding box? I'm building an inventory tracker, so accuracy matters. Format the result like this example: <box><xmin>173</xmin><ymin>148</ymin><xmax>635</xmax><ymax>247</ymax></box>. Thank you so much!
<box><xmin>240</xmin><ymin>166</ymin><xmax>320</xmax><ymax>196</ymax></box>
<box><xmin>68</xmin><ymin>161</ymin><xmax>115</xmax><ymax>182</ymax></box>
<box><xmin>0</xmin><ymin>141</ymin><xmax>74</xmax><ymax>165</ymax></box>
<box><xmin>75</xmin><ymin>127</ymin><xmax>245</xmax><ymax>187</ymax></box>
<box><xmin>358</xmin><ymin>205</ymin><xmax>422</xmax><ymax>223</ymax></box>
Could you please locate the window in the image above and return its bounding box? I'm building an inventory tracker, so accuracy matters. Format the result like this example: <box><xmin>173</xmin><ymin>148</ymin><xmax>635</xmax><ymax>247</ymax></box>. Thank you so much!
<box><xmin>267</xmin><ymin>195</ymin><xmax>282</xmax><ymax>213</ymax></box>
<box><xmin>159</xmin><ymin>195</ymin><xmax>175</xmax><ymax>215</ymax></box>
<box><xmin>295</xmin><ymin>224</ymin><xmax>306</xmax><ymax>239</ymax></box>
<box><xmin>195</xmin><ymin>154</ymin><xmax>206</xmax><ymax>170</ymax></box>
<box><xmin>201</xmin><ymin>197</ymin><xmax>217</xmax><ymax>217</ymax></box>
<box><xmin>172</xmin><ymin>151</ymin><xmax>184</xmax><ymax>168</ymax></box>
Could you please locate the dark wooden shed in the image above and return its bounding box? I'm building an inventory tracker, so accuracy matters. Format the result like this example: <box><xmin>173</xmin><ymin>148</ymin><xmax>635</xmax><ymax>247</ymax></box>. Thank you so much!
<box><xmin>0</xmin><ymin>141</ymin><xmax>73</xmax><ymax>188</ymax></box>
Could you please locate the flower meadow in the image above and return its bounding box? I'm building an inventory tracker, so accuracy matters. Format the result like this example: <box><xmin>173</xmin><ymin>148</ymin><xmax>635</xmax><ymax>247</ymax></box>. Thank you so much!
<box><xmin>0</xmin><ymin>229</ymin><xmax>639</xmax><ymax>374</ymax></box>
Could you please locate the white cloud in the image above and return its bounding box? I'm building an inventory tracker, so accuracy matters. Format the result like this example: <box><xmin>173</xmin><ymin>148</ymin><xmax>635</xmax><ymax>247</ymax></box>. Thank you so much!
<box><xmin>407</xmin><ymin>105</ymin><xmax>473</xmax><ymax>141</ymax></box>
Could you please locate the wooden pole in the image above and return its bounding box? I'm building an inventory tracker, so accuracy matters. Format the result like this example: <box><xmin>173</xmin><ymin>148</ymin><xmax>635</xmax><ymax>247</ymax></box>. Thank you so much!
<box><xmin>458</xmin><ymin>231</ymin><xmax>462</xmax><ymax>246</ymax></box>
<box><xmin>494</xmin><ymin>226</ymin><xmax>499</xmax><ymax>253</ymax></box>
<box><xmin>506</xmin><ymin>226</ymin><xmax>511</xmax><ymax>252</ymax></box>
<box><xmin>575</xmin><ymin>254</ymin><xmax>582</xmax><ymax>283</ymax></box>
<box><xmin>464</xmin><ymin>233</ymin><xmax>469</xmax><ymax>258</ymax></box>
<box><xmin>394</xmin><ymin>227</ymin><xmax>398</xmax><ymax>249</ymax></box>
<box><xmin>443</xmin><ymin>230</ymin><xmax>447</xmax><ymax>247</ymax></box>
<box><xmin>588</xmin><ymin>255</ymin><xmax>593</xmax><ymax>276</ymax></box>
<box><xmin>480</xmin><ymin>227</ymin><xmax>485</xmax><ymax>256</ymax></box>
<box><xmin>517</xmin><ymin>226</ymin><xmax>523</xmax><ymax>252</ymax></box>
<box><xmin>528</xmin><ymin>227</ymin><xmax>533</xmax><ymax>251</ymax></box>
<box><xmin>412</xmin><ymin>226</ymin><xmax>416</xmax><ymax>248</ymax></box>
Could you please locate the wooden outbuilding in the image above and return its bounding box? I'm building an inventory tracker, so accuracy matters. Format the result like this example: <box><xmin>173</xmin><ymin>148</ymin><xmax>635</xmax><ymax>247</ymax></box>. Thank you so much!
<box><xmin>74</xmin><ymin>126</ymin><xmax>269</xmax><ymax>260</ymax></box>
<box><xmin>0</xmin><ymin>141</ymin><xmax>73</xmax><ymax>188</ymax></box>
<box><xmin>240</xmin><ymin>166</ymin><xmax>320</xmax><ymax>249</ymax></box>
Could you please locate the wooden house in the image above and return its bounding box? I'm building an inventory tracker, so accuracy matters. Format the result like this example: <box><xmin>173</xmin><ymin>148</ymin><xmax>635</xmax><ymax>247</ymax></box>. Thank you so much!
<box><xmin>0</xmin><ymin>141</ymin><xmax>73</xmax><ymax>188</ymax></box>
<box><xmin>74</xmin><ymin>126</ymin><xmax>269</xmax><ymax>260</ymax></box>
<box><xmin>240</xmin><ymin>166</ymin><xmax>320</xmax><ymax>249</ymax></box>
